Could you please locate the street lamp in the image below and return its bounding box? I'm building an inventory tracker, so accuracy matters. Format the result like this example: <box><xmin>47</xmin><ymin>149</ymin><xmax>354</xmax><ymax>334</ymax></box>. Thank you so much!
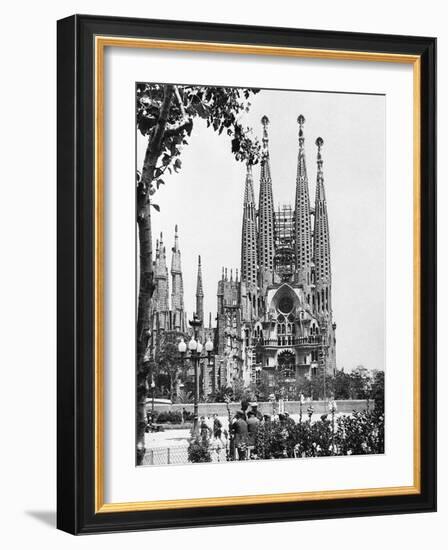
<box><xmin>178</xmin><ymin>337</ymin><xmax>187</xmax><ymax>354</ymax></box>
<box><xmin>188</xmin><ymin>336</ymin><xmax>197</xmax><ymax>352</ymax></box>
<box><xmin>151</xmin><ymin>376</ymin><xmax>156</xmax><ymax>419</ymax></box>
<box><xmin>178</xmin><ymin>314</ymin><xmax>203</xmax><ymax>433</ymax></box>
<box><xmin>205</xmin><ymin>337</ymin><xmax>215</xmax><ymax>394</ymax></box>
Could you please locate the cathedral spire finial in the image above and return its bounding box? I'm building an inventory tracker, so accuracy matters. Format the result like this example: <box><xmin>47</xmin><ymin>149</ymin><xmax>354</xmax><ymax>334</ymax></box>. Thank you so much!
<box><xmin>297</xmin><ymin>114</ymin><xmax>305</xmax><ymax>148</ymax></box>
<box><xmin>173</xmin><ymin>224</ymin><xmax>179</xmax><ymax>251</ymax></box>
<box><xmin>261</xmin><ymin>115</ymin><xmax>270</xmax><ymax>155</ymax></box>
<box><xmin>316</xmin><ymin>137</ymin><xmax>324</xmax><ymax>178</ymax></box>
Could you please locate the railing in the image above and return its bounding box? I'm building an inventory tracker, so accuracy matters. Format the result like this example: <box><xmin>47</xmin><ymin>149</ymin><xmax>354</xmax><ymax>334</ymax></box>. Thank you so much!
<box><xmin>251</xmin><ymin>336</ymin><xmax>322</xmax><ymax>347</ymax></box>
<box><xmin>142</xmin><ymin>443</ymin><xmax>227</xmax><ymax>466</ymax></box>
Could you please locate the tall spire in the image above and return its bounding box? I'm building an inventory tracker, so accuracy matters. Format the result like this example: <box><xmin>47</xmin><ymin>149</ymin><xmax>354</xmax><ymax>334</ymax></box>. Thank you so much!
<box><xmin>258</xmin><ymin>115</ymin><xmax>276</xmax><ymax>288</ymax></box>
<box><xmin>241</xmin><ymin>163</ymin><xmax>258</xmax><ymax>288</ymax></box>
<box><xmin>313</xmin><ymin>137</ymin><xmax>332</xmax><ymax>315</ymax></box>
<box><xmin>170</xmin><ymin>224</ymin><xmax>184</xmax><ymax>330</ymax></box>
<box><xmin>294</xmin><ymin>115</ymin><xmax>313</xmax><ymax>292</ymax></box>
<box><xmin>154</xmin><ymin>232</ymin><xmax>169</xmax><ymax>314</ymax></box>
<box><xmin>195</xmin><ymin>255</ymin><xmax>204</xmax><ymax>323</ymax></box>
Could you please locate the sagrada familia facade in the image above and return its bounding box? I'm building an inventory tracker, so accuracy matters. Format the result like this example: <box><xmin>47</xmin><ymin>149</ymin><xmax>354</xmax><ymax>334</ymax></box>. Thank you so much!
<box><xmin>149</xmin><ymin>115</ymin><xmax>336</xmax><ymax>397</ymax></box>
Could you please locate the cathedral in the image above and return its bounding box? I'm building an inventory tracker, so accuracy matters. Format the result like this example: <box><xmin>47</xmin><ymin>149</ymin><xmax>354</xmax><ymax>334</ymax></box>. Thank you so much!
<box><xmin>149</xmin><ymin>115</ymin><xmax>336</xmax><ymax>398</ymax></box>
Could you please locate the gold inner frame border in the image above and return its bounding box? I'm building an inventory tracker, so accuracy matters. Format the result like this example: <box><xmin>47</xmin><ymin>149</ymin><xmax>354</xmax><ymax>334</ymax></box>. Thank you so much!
<box><xmin>94</xmin><ymin>35</ymin><xmax>421</xmax><ymax>513</ymax></box>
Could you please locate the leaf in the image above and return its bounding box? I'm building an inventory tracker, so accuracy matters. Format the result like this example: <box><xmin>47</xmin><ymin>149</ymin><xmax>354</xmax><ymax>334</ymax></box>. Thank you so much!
<box><xmin>152</xmin><ymin>203</ymin><xmax>160</xmax><ymax>212</ymax></box>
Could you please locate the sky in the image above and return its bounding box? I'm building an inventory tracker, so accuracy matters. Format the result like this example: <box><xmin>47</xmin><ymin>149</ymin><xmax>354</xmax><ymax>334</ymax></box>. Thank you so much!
<box><xmin>137</xmin><ymin>87</ymin><xmax>385</xmax><ymax>372</ymax></box>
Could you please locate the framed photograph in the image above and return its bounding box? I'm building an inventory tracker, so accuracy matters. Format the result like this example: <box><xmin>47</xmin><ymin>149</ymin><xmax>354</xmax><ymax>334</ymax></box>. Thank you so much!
<box><xmin>57</xmin><ymin>15</ymin><xmax>436</xmax><ymax>534</ymax></box>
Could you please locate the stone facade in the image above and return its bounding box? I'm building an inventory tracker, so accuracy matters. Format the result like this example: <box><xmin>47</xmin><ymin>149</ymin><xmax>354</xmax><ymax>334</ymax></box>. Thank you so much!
<box><xmin>149</xmin><ymin>115</ymin><xmax>337</xmax><ymax>399</ymax></box>
<box><xmin>215</xmin><ymin>115</ymin><xmax>337</xmax><ymax>395</ymax></box>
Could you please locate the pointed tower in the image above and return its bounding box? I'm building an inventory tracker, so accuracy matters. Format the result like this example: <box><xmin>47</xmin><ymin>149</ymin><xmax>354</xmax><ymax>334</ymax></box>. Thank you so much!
<box><xmin>241</xmin><ymin>163</ymin><xmax>258</xmax><ymax>290</ymax></box>
<box><xmin>294</xmin><ymin>115</ymin><xmax>313</xmax><ymax>295</ymax></box>
<box><xmin>313</xmin><ymin>137</ymin><xmax>332</xmax><ymax>314</ymax></box>
<box><xmin>195</xmin><ymin>255</ymin><xmax>204</xmax><ymax>324</ymax></box>
<box><xmin>313</xmin><ymin>137</ymin><xmax>336</xmax><ymax>374</ymax></box>
<box><xmin>154</xmin><ymin>232</ymin><xmax>169</xmax><ymax>328</ymax></box>
<box><xmin>258</xmin><ymin>115</ymin><xmax>276</xmax><ymax>289</ymax></box>
<box><xmin>170</xmin><ymin>225</ymin><xmax>184</xmax><ymax>331</ymax></box>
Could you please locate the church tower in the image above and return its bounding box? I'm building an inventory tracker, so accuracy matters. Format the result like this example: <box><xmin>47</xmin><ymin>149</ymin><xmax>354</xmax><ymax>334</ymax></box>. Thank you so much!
<box><xmin>258</xmin><ymin>115</ymin><xmax>276</xmax><ymax>290</ymax></box>
<box><xmin>294</xmin><ymin>115</ymin><xmax>313</xmax><ymax>298</ymax></box>
<box><xmin>170</xmin><ymin>225</ymin><xmax>184</xmax><ymax>331</ymax></box>
<box><xmin>195</xmin><ymin>255</ymin><xmax>204</xmax><ymax>324</ymax></box>
<box><xmin>313</xmin><ymin>137</ymin><xmax>336</xmax><ymax>373</ymax></box>
<box><xmin>313</xmin><ymin>137</ymin><xmax>332</xmax><ymax>315</ymax></box>
<box><xmin>241</xmin><ymin>163</ymin><xmax>258</xmax><ymax>290</ymax></box>
<box><xmin>153</xmin><ymin>232</ymin><xmax>169</xmax><ymax>329</ymax></box>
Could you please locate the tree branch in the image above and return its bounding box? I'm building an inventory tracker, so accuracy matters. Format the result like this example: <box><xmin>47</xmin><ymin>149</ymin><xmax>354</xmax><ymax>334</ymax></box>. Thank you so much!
<box><xmin>140</xmin><ymin>84</ymin><xmax>175</xmax><ymax>190</ymax></box>
<box><xmin>174</xmin><ymin>85</ymin><xmax>187</xmax><ymax>118</ymax></box>
<box><xmin>164</xmin><ymin>119</ymin><xmax>192</xmax><ymax>137</ymax></box>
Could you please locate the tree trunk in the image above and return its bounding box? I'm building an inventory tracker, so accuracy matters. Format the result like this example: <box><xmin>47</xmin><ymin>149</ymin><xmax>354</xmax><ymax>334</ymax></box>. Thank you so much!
<box><xmin>136</xmin><ymin>85</ymin><xmax>175</xmax><ymax>465</ymax></box>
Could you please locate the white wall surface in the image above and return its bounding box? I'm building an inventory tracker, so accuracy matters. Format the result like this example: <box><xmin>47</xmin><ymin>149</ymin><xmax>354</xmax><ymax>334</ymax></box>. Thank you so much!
<box><xmin>0</xmin><ymin>0</ymin><xmax>444</xmax><ymax>547</ymax></box>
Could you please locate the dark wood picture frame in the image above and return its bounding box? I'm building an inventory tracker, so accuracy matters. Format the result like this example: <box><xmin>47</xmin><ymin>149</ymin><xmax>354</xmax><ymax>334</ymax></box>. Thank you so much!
<box><xmin>57</xmin><ymin>14</ymin><xmax>436</xmax><ymax>535</ymax></box>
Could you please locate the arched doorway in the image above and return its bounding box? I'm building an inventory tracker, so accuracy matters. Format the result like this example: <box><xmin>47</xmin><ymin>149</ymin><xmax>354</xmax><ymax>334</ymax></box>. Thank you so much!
<box><xmin>277</xmin><ymin>350</ymin><xmax>296</xmax><ymax>380</ymax></box>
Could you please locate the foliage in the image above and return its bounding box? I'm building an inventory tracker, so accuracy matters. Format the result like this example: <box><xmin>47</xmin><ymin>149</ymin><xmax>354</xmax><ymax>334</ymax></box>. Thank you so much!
<box><xmin>212</xmin><ymin>386</ymin><xmax>234</xmax><ymax>403</ymax></box>
<box><xmin>135</xmin><ymin>84</ymin><xmax>261</xmax><ymax>463</ymax></box>
<box><xmin>136</xmin><ymin>83</ymin><xmax>261</xmax><ymax>197</ymax></box>
<box><xmin>335</xmin><ymin>410</ymin><xmax>384</xmax><ymax>455</ymax></box>
<box><xmin>276</xmin><ymin>367</ymin><xmax>384</xmax><ymax>402</ymax></box>
<box><xmin>154</xmin><ymin>330</ymin><xmax>187</xmax><ymax>401</ymax></box>
<box><xmin>254</xmin><ymin>409</ymin><xmax>384</xmax><ymax>459</ymax></box>
<box><xmin>187</xmin><ymin>435</ymin><xmax>212</xmax><ymax>463</ymax></box>
<box><xmin>155</xmin><ymin>410</ymin><xmax>194</xmax><ymax>424</ymax></box>
<box><xmin>174</xmin><ymin>388</ymin><xmax>195</xmax><ymax>404</ymax></box>
<box><xmin>370</xmin><ymin>370</ymin><xmax>385</xmax><ymax>413</ymax></box>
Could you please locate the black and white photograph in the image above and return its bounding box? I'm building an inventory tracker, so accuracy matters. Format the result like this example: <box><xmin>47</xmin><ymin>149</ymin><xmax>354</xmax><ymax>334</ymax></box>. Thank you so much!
<box><xmin>136</xmin><ymin>83</ymin><xmax>386</xmax><ymax>466</ymax></box>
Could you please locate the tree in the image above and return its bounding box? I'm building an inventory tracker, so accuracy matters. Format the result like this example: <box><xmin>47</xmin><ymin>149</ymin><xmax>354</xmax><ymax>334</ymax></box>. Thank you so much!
<box><xmin>154</xmin><ymin>331</ymin><xmax>186</xmax><ymax>402</ymax></box>
<box><xmin>296</xmin><ymin>371</ymin><xmax>335</xmax><ymax>400</ymax></box>
<box><xmin>349</xmin><ymin>366</ymin><xmax>371</xmax><ymax>399</ymax></box>
<box><xmin>371</xmin><ymin>370</ymin><xmax>385</xmax><ymax>413</ymax></box>
<box><xmin>135</xmin><ymin>84</ymin><xmax>261</xmax><ymax>463</ymax></box>
<box><xmin>334</xmin><ymin>368</ymin><xmax>351</xmax><ymax>399</ymax></box>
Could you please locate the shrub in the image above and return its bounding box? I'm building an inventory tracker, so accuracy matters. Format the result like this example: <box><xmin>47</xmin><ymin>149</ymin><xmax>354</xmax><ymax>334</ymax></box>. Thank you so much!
<box><xmin>188</xmin><ymin>436</ymin><xmax>212</xmax><ymax>463</ymax></box>
<box><xmin>255</xmin><ymin>410</ymin><xmax>384</xmax><ymax>459</ymax></box>
<box><xmin>155</xmin><ymin>410</ymin><xmax>194</xmax><ymax>424</ymax></box>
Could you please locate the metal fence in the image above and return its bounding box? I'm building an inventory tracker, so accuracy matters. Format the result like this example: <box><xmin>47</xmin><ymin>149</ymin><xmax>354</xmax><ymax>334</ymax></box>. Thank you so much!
<box><xmin>142</xmin><ymin>443</ymin><xmax>227</xmax><ymax>466</ymax></box>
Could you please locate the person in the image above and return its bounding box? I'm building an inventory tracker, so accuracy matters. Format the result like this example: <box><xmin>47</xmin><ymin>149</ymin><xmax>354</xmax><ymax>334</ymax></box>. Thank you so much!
<box><xmin>246</xmin><ymin>411</ymin><xmax>260</xmax><ymax>458</ymax></box>
<box><xmin>213</xmin><ymin>414</ymin><xmax>223</xmax><ymax>441</ymax></box>
<box><xmin>232</xmin><ymin>411</ymin><xmax>248</xmax><ymax>460</ymax></box>
<box><xmin>182</xmin><ymin>407</ymin><xmax>188</xmax><ymax>424</ymax></box>
<box><xmin>205</xmin><ymin>414</ymin><xmax>214</xmax><ymax>434</ymax></box>
<box><xmin>200</xmin><ymin>415</ymin><xmax>211</xmax><ymax>442</ymax></box>
<box><xmin>263</xmin><ymin>414</ymin><xmax>271</xmax><ymax>425</ymax></box>
<box><xmin>250</xmin><ymin>403</ymin><xmax>263</xmax><ymax>421</ymax></box>
<box><xmin>240</xmin><ymin>399</ymin><xmax>249</xmax><ymax>420</ymax></box>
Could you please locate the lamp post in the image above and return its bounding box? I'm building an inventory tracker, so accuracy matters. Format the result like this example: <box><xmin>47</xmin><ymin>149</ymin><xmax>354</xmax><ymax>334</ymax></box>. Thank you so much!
<box><xmin>205</xmin><ymin>337</ymin><xmax>214</xmax><ymax>395</ymax></box>
<box><xmin>151</xmin><ymin>377</ymin><xmax>156</xmax><ymax>420</ymax></box>
<box><xmin>329</xmin><ymin>399</ymin><xmax>337</xmax><ymax>455</ymax></box>
<box><xmin>178</xmin><ymin>314</ymin><xmax>203</xmax><ymax>434</ymax></box>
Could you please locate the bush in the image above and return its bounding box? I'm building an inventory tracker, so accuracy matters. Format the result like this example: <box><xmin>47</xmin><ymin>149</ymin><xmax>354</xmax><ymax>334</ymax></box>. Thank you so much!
<box><xmin>155</xmin><ymin>410</ymin><xmax>194</xmax><ymax>424</ymax></box>
<box><xmin>188</xmin><ymin>436</ymin><xmax>211</xmax><ymax>463</ymax></box>
<box><xmin>254</xmin><ymin>410</ymin><xmax>384</xmax><ymax>459</ymax></box>
<box><xmin>335</xmin><ymin>410</ymin><xmax>384</xmax><ymax>455</ymax></box>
